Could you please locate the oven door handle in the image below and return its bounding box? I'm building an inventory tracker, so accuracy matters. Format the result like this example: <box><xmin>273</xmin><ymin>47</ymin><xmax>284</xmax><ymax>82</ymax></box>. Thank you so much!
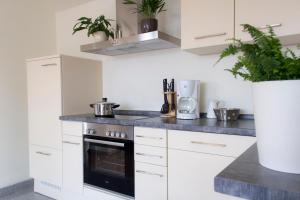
<box><xmin>84</xmin><ymin>138</ymin><xmax>125</xmax><ymax>147</ymax></box>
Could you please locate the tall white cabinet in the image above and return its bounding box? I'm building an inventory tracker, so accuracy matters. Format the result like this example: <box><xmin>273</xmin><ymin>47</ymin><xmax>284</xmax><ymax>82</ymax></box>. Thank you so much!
<box><xmin>26</xmin><ymin>55</ymin><xmax>101</xmax><ymax>199</ymax></box>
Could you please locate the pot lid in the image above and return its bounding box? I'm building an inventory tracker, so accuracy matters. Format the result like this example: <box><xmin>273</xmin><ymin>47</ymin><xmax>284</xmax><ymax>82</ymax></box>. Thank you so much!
<box><xmin>94</xmin><ymin>98</ymin><xmax>116</xmax><ymax>105</ymax></box>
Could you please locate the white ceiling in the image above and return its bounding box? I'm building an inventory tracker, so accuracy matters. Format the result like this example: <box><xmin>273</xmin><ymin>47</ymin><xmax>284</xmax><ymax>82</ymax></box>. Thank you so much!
<box><xmin>54</xmin><ymin>0</ymin><xmax>94</xmax><ymax>11</ymax></box>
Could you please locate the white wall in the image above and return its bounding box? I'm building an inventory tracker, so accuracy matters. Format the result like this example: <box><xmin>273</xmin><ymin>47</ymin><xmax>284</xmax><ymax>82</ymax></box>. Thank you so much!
<box><xmin>0</xmin><ymin>0</ymin><xmax>57</xmax><ymax>188</ymax></box>
<box><xmin>103</xmin><ymin>49</ymin><xmax>253</xmax><ymax>114</ymax></box>
<box><xmin>56</xmin><ymin>0</ymin><xmax>116</xmax><ymax>61</ymax></box>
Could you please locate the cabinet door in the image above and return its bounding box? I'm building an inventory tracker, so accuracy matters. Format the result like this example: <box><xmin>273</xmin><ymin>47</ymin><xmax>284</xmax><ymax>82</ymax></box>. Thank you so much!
<box><xmin>236</xmin><ymin>0</ymin><xmax>300</xmax><ymax>42</ymax></box>
<box><xmin>27</xmin><ymin>57</ymin><xmax>62</xmax><ymax>149</ymax></box>
<box><xmin>135</xmin><ymin>162</ymin><xmax>167</xmax><ymax>200</ymax></box>
<box><xmin>30</xmin><ymin>145</ymin><xmax>62</xmax><ymax>187</ymax></box>
<box><xmin>168</xmin><ymin>149</ymin><xmax>241</xmax><ymax>200</ymax></box>
<box><xmin>181</xmin><ymin>0</ymin><xmax>234</xmax><ymax>50</ymax></box>
<box><xmin>62</xmin><ymin>135</ymin><xmax>83</xmax><ymax>199</ymax></box>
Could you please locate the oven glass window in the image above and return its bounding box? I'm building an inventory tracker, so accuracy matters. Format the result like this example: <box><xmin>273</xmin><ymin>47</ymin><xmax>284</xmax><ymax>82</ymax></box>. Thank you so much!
<box><xmin>84</xmin><ymin>137</ymin><xmax>134</xmax><ymax>197</ymax></box>
<box><xmin>89</xmin><ymin>144</ymin><xmax>125</xmax><ymax>177</ymax></box>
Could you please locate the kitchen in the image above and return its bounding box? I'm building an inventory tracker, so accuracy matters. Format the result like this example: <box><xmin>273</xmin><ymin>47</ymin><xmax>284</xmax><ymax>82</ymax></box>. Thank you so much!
<box><xmin>0</xmin><ymin>0</ymin><xmax>300</xmax><ymax>200</ymax></box>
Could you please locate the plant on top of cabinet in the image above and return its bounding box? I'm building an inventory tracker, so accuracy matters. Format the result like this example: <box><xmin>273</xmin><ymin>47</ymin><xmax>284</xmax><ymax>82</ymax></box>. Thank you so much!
<box><xmin>123</xmin><ymin>0</ymin><xmax>166</xmax><ymax>33</ymax></box>
<box><xmin>217</xmin><ymin>24</ymin><xmax>300</xmax><ymax>174</ymax></box>
<box><xmin>72</xmin><ymin>15</ymin><xmax>114</xmax><ymax>42</ymax></box>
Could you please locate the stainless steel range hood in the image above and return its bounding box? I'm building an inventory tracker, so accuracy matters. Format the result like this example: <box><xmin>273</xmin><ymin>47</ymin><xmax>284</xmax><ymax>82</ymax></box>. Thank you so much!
<box><xmin>80</xmin><ymin>0</ymin><xmax>181</xmax><ymax>56</ymax></box>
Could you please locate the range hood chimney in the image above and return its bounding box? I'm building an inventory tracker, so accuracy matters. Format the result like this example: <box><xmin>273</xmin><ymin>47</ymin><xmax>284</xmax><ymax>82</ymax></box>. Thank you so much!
<box><xmin>80</xmin><ymin>0</ymin><xmax>181</xmax><ymax>56</ymax></box>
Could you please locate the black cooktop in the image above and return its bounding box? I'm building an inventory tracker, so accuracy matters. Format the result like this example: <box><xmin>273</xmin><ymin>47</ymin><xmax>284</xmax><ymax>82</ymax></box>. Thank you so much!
<box><xmin>109</xmin><ymin>115</ymin><xmax>148</xmax><ymax>120</ymax></box>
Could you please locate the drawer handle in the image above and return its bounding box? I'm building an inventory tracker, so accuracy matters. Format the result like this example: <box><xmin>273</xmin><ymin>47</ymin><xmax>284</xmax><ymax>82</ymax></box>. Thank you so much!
<box><xmin>243</xmin><ymin>23</ymin><xmax>282</xmax><ymax>32</ymax></box>
<box><xmin>135</xmin><ymin>135</ymin><xmax>163</xmax><ymax>140</ymax></box>
<box><xmin>136</xmin><ymin>170</ymin><xmax>163</xmax><ymax>178</ymax></box>
<box><xmin>194</xmin><ymin>32</ymin><xmax>227</xmax><ymax>40</ymax></box>
<box><xmin>136</xmin><ymin>152</ymin><xmax>163</xmax><ymax>159</ymax></box>
<box><xmin>36</xmin><ymin>151</ymin><xmax>51</xmax><ymax>156</ymax></box>
<box><xmin>63</xmin><ymin>141</ymin><xmax>81</xmax><ymax>145</ymax></box>
<box><xmin>190</xmin><ymin>141</ymin><xmax>227</xmax><ymax>148</ymax></box>
<box><xmin>41</xmin><ymin>63</ymin><xmax>57</xmax><ymax>67</ymax></box>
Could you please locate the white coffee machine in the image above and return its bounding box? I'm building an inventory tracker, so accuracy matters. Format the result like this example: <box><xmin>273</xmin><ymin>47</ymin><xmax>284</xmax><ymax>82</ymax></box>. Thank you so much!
<box><xmin>177</xmin><ymin>80</ymin><xmax>200</xmax><ymax>119</ymax></box>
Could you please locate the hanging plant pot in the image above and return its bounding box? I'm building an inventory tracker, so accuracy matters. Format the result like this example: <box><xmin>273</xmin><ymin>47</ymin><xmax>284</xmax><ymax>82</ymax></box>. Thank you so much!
<box><xmin>92</xmin><ymin>31</ymin><xmax>108</xmax><ymax>42</ymax></box>
<box><xmin>141</xmin><ymin>18</ymin><xmax>158</xmax><ymax>33</ymax></box>
<box><xmin>253</xmin><ymin>80</ymin><xmax>300</xmax><ymax>174</ymax></box>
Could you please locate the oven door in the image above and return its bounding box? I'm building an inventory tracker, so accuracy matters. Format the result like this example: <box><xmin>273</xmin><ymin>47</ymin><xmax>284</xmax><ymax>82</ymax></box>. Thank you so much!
<box><xmin>83</xmin><ymin>135</ymin><xmax>134</xmax><ymax>197</ymax></box>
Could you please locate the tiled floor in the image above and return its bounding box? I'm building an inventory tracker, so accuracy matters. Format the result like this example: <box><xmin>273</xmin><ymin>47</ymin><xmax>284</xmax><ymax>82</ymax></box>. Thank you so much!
<box><xmin>0</xmin><ymin>188</ymin><xmax>52</xmax><ymax>200</ymax></box>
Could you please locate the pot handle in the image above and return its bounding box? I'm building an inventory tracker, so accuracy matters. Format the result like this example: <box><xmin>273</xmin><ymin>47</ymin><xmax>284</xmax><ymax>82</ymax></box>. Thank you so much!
<box><xmin>113</xmin><ymin>104</ymin><xmax>120</xmax><ymax>109</ymax></box>
<box><xmin>90</xmin><ymin>104</ymin><xmax>94</xmax><ymax>108</ymax></box>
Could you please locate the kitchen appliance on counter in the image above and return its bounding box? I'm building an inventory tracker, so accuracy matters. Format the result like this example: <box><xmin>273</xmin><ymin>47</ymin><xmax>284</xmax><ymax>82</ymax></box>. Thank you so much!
<box><xmin>90</xmin><ymin>98</ymin><xmax>120</xmax><ymax>117</ymax></box>
<box><xmin>83</xmin><ymin>122</ymin><xmax>135</xmax><ymax>197</ymax></box>
<box><xmin>177</xmin><ymin>80</ymin><xmax>200</xmax><ymax>120</ymax></box>
<box><xmin>214</xmin><ymin>108</ymin><xmax>240</xmax><ymax>121</ymax></box>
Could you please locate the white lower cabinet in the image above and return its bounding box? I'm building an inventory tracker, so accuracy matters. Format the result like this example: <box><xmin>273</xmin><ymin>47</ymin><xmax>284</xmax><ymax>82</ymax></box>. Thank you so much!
<box><xmin>168</xmin><ymin>130</ymin><xmax>256</xmax><ymax>200</ymax></box>
<box><xmin>134</xmin><ymin>127</ymin><xmax>168</xmax><ymax>200</ymax></box>
<box><xmin>135</xmin><ymin>162</ymin><xmax>167</xmax><ymax>200</ymax></box>
<box><xmin>168</xmin><ymin>149</ymin><xmax>240</xmax><ymax>200</ymax></box>
<box><xmin>30</xmin><ymin>145</ymin><xmax>62</xmax><ymax>187</ymax></box>
<box><xmin>62</xmin><ymin>135</ymin><xmax>83</xmax><ymax>200</ymax></box>
<box><xmin>29</xmin><ymin>145</ymin><xmax>62</xmax><ymax>199</ymax></box>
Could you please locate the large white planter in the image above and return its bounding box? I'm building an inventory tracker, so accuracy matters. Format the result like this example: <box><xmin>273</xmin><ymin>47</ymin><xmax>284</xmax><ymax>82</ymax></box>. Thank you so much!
<box><xmin>253</xmin><ymin>80</ymin><xmax>300</xmax><ymax>174</ymax></box>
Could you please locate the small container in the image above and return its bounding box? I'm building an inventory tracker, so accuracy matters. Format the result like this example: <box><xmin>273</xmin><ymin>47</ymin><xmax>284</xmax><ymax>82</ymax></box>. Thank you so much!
<box><xmin>213</xmin><ymin>108</ymin><xmax>240</xmax><ymax>121</ymax></box>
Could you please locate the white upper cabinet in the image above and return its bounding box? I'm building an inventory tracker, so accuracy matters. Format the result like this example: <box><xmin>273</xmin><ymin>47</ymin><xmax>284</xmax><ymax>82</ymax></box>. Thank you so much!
<box><xmin>27</xmin><ymin>57</ymin><xmax>62</xmax><ymax>149</ymax></box>
<box><xmin>235</xmin><ymin>0</ymin><xmax>300</xmax><ymax>43</ymax></box>
<box><xmin>181</xmin><ymin>0</ymin><xmax>234</xmax><ymax>53</ymax></box>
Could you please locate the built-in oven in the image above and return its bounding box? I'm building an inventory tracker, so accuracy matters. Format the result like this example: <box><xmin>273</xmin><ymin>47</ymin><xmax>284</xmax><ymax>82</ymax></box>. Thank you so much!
<box><xmin>83</xmin><ymin>123</ymin><xmax>134</xmax><ymax>197</ymax></box>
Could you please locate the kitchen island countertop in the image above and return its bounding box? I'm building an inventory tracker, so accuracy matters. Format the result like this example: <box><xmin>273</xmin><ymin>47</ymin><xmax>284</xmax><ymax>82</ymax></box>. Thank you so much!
<box><xmin>215</xmin><ymin>144</ymin><xmax>300</xmax><ymax>200</ymax></box>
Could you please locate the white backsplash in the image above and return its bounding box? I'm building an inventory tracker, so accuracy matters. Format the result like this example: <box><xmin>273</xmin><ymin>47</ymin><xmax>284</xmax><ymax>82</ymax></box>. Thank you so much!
<box><xmin>103</xmin><ymin>48</ymin><xmax>254</xmax><ymax>114</ymax></box>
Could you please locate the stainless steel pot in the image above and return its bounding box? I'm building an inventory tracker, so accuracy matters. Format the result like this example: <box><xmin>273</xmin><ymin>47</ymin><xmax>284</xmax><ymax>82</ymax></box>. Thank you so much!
<box><xmin>90</xmin><ymin>98</ymin><xmax>120</xmax><ymax>117</ymax></box>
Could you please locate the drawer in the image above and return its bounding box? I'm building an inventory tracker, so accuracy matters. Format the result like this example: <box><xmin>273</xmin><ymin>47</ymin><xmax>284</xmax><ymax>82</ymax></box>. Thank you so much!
<box><xmin>135</xmin><ymin>144</ymin><xmax>167</xmax><ymax>166</ymax></box>
<box><xmin>134</xmin><ymin>127</ymin><xmax>167</xmax><ymax>147</ymax></box>
<box><xmin>29</xmin><ymin>145</ymin><xmax>62</xmax><ymax>186</ymax></box>
<box><xmin>168</xmin><ymin>130</ymin><xmax>256</xmax><ymax>157</ymax></box>
<box><xmin>135</xmin><ymin>162</ymin><xmax>167</xmax><ymax>200</ymax></box>
<box><xmin>62</xmin><ymin>121</ymin><xmax>82</xmax><ymax>136</ymax></box>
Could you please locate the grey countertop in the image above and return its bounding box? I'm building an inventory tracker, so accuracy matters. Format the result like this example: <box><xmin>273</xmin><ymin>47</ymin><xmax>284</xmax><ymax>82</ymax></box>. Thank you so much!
<box><xmin>60</xmin><ymin>113</ymin><xmax>255</xmax><ymax>137</ymax></box>
<box><xmin>134</xmin><ymin>117</ymin><xmax>255</xmax><ymax>137</ymax></box>
<box><xmin>215</xmin><ymin>144</ymin><xmax>300</xmax><ymax>200</ymax></box>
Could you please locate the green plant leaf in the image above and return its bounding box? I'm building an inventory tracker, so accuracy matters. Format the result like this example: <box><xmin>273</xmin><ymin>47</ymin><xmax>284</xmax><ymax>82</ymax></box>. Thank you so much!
<box><xmin>72</xmin><ymin>15</ymin><xmax>114</xmax><ymax>39</ymax></box>
<box><xmin>217</xmin><ymin>24</ymin><xmax>300</xmax><ymax>82</ymax></box>
<box><xmin>124</xmin><ymin>0</ymin><xmax>166</xmax><ymax>18</ymax></box>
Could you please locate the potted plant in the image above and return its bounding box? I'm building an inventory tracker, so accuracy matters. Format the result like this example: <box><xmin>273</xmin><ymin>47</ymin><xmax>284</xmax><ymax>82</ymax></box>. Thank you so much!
<box><xmin>123</xmin><ymin>0</ymin><xmax>166</xmax><ymax>33</ymax></box>
<box><xmin>217</xmin><ymin>24</ymin><xmax>300</xmax><ymax>174</ymax></box>
<box><xmin>73</xmin><ymin>15</ymin><xmax>114</xmax><ymax>42</ymax></box>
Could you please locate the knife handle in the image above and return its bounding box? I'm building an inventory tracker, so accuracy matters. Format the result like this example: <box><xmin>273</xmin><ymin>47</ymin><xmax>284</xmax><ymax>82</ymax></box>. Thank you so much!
<box><xmin>163</xmin><ymin>79</ymin><xmax>168</xmax><ymax>92</ymax></box>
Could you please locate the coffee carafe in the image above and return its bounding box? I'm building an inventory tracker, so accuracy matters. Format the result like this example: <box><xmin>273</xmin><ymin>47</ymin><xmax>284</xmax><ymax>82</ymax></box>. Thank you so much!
<box><xmin>176</xmin><ymin>80</ymin><xmax>200</xmax><ymax>119</ymax></box>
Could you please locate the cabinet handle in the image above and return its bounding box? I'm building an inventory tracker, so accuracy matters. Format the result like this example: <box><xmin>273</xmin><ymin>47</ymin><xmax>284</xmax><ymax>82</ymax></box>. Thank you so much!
<box><xmin>136</xmin><ymin>170</ymin><xmax>164</xmax><ymax>178</ymax></box>
<box><xmin>135</xmin><ymin>135</ymin><xmax>163</xmax><ymax>140</ymax></box>
<box><xmin>190</xmin><ymin>141</ymin><xmax>227</xmax><ymax>148</ymax></box>
<box><xmin>243</xmin><ymin>23</ymin><xmax>282</xmax><ymax>32</ymax></box>
<box><xmin>136</xmin><ymin>152</ymin><xmax>163</xmax><ymax>159</ymax></box>
<box><xmin>41</xmin><ymin>63</ymin><xmax>57</xmax><ymax>67</ymax></box>
<box><xmin>194</xmin><ymin>32</ymin><xmax>227</xmax><ymax>40</ymax></box>
<box><xmin>63</xmin><ymin>141</ymin><xmax>81</xmax><ymax>145</ymax></box>
<box><xmin>36</xmin><ymin>151</ymin><xmax>51</xmax><ymax>156</ymax></box>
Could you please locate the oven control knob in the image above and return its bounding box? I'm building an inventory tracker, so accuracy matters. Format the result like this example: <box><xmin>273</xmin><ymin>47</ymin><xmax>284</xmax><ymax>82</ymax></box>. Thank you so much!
<box><xmin>115</xmin><ymin>132</ymin><xmax>120</xmax><ymax>138</ymax></box>
<box><xmin>110</xmin><ymin>132</ymin><xmax>115</xmax><ymax>137</ymax></box>
<box><xmin>120</xmin><ymin>133</ymin><xmax>127</xmax><ymax>138</ymax></box>
<box><xmin>88</xmin><ymin>129</ymin><xmax>96</xmax><ymax>135</ymax></box>
<box><xmin>105</xmin><ymin>131</ymin><xmax>110</xmax><ymax>136</ymax></box>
